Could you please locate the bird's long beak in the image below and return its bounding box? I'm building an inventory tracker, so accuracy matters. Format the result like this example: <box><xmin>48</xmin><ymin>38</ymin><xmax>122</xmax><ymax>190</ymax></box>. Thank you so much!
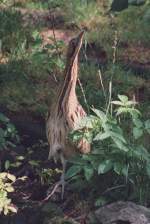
<box><xmin>73</xmin><ymin>31</ymin><xmax>84</xmax><ymax>58</ymax></box>
<box><xmin>77</xmin><ymin>30</ymin><xmax>84</xmax><ymax>47</ymax></box>
<box><xmin>78</xmin><ymin>30</ymin><xmax>84</xmax><ymax>40</ymax></box>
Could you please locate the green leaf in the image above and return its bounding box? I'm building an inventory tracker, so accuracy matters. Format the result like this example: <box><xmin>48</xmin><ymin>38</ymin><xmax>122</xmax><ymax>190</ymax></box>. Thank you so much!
<box><xmin>0</xmin><ymin>113</ymin><xmax>9</xmax><ymax>123</ymax></box>
<box><xmin>28</xmin><ymin>160</ymin><xmax>40</xmax><ymax>167</ymax></box>
<box><xmin>133</xmin><ymin>127</ymin><xmax>143</xmax><ymax>139</ymax></box>
<box><xmin>133</xmin><ymin>146</ymin><xmax>149</xmax><ymax>161</ymax></box>
<box><xmin>91</xmin><ymin>108</ymin><xmax>107</xmax><ymax>122</ymax></box>
<box><xmin>65</xmin><ymin>165</ymin><xmax>82</xmax><ymax>179</ymax></box>
<box><xmin>122</xmin><ymin>165</ymin><xmax>129</xmax><ymax>177</ymax></box>
<box><xmin>112</xmin><ymin>137</ymin><xmax>129</xmax><ymax>152</ymax></box>
<box><xmin>111</xmin><ymin>101</ymin><xmax>125</xmax><ymax>106</ymax></box>
<box><xmin>84</xmin><ymin>165</ymin><xmax>94</xmax><ymax>181</ymax></box>
<box><xmin>145</xmin><ymin>119</ymin><xmax>150</xmax><ymax>134</ymax></box>
<box><xmin>10</xmin><ymin>162</ymin><xmax>22</xmax><ymax>168</ymax></box>
<box><xmin>16</xmin><ymin>156</ymin><xmax>25</xmax><ymax>161</ymax></box>
<box><xmin>98</xmin><ymin>160</ymin><xmax>113</xmax><ymax>174</ymax></box>
<box><xmin>118</xmin><ymin>95</ymin><xmax>128</xmax><ymax>102</ymax></box>
<box><xmin>116</xmin><ymin>107</ymin><xmax>128</xmax><ymax>116</ymax></box>
<box><xmin>4</xmin><ymin>160</ymin><xmax>10</xmax><ymax>170</ymax></box>
<box><xmin>94</xmin><ymin>132</ymin><xmax>110</xmax><ymax>141</ymax></box>
<box><xmin>75</xmin><ymin>116</ymin><xmax>94</xmax><ymax>130</ymax></box>
<box><xmin>110</xmin><ymin>131</ymin><xmax>126</xmax><ymax>144</ymax></box>
<box><xmin>133</xmin><ymin>118</ymin><xmax>143</xmax><ymax>128</ymax></box>
<box><xmin>113</xmin><ymin>162</ymin><xmax>123</xmax><ymax>175</ymax></box>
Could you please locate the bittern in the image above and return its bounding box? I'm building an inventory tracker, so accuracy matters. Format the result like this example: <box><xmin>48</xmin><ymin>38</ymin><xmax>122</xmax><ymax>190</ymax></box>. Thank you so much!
<box><xmin>46</xmin><ymin>31</ymin><xmax>90</xmax><ymax>199</ymax></box>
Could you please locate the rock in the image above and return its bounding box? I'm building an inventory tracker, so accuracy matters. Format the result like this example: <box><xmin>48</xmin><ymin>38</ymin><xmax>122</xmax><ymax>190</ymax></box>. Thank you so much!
<box><xmin>43</xmin><ymin>216</ymin><xmax>79</xmax><ymax>224</ymax></box>
<box><xmin>88</xmin><ymin>201</ymin><xmax>150</xmax><ymax>224</ymax></box>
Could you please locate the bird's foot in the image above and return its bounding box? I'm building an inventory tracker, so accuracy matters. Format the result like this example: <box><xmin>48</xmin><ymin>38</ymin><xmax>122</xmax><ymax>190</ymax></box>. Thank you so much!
<box><xmin>45</xmin><ymin>179</ymin><xmax>66</xmax><ymax>201</ymax></box>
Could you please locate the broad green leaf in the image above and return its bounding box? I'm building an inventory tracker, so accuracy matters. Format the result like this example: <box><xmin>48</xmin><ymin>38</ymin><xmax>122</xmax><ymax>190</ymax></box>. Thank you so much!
<box><xmin>111</xmin><ymin>101</ymin><xmax>125</xmax><ymax>106</ymax></box>
<box><xmin>98</xmin><ymin>160</ymin><xmax>113</xmax><ymax>174</ymax></box>
<box><xmin>112</xmin><ymin>137</ymin><xmax>129</xmax><ymax>152</ymax></box>
<box><xmin>125</xmin><ymin>100</ymin><xmax>137</xmax><ymax>106</ymax></box>
<box><xmin>133</xmin><ymin>127</ymin><xmax>143</xmax><ymax>139</ymax></box>
<box><xmin>91</xmin><ymin>108</ymin><xmax>107</xmax><ymax>122</ymax></box>
<box><xmin>75</xmin><ymin>116</ymin><xmax>94</xmax><ymax>130</ymax></box>
<box><xmin>84</xmin><ymin>165</ymin><xmax>94</xmax><ymax>181</ymax></box>
<box><xmin>116</xmin><ymin>107</ymin><xmax>128</xmax><ymax>115</ymax></box>
<box><xmin>65</xmin><ymin>165</ymin><xmax>82</xmax><ymax>179</ymax></box>
<box><xmin>118</xmin><ymin>95</ymin><xmax>128</xmax><ymax>102</ymax></box>
<box><xmin>116</xmin><ymin>107</ymin><xmax>140</xmax><ymax>116</ymax></box>
<box><xmin>94</xmin><ymin>132</ymin><xmax>110</xmax><ymax>141</ymax></box>
<box><xmin>110</xmin><ymin>131</ymin><xmax>126</xmax><ymax>144</ymax></box>
<box><xmin>133</xmin><ymin>146</ymin><xmax>149</xmax><ymax>161</ymax></box>
<box><xmin>133</xmin><ymin>118</ymin><xmax>143</xmax><ymax>128</ymax></box>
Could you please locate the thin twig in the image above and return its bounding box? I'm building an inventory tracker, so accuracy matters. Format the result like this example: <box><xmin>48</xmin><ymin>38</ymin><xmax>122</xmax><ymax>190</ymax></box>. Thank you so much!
<box><xmin>77</xmin><ymin>78</ymin><xmax>89</xmax><ymax>113</ymax></box>
<box><xmin>106</xmin><ymin>81</ymin><xmax>112</xmax><ymax>116</ymax></box>
<box><xmin>98</xmin><ymin>69</ymin><xmax>106</xmax><ymax>99</ymax></box>
<box><xmin>102</xmin><ymin>184</ymin><xmax>125</xmax><ymax>195</ymax></box>
<box><xmin>47</xmin><ymin>6</ymin><xmax>60</xmax><ymax>57</ymax></box>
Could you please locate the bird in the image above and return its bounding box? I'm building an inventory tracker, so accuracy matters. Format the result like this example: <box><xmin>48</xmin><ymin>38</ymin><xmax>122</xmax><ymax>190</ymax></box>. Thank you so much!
<box><xmin>46</xmin><ymin>31</ymin><xmax>91</xmax><ymax>199</ymax></box>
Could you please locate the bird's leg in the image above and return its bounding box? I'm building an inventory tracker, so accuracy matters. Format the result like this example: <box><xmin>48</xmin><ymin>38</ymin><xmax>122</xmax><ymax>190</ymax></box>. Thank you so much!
<box><xmin>44</xmin><ymin>154</ymin><xmax>67</xmax><ymax>201</ymax></box>
<box><xmin>60</xmin><ymin>154</ymin><xmax>67</xmax><ymax>200</ymax></box>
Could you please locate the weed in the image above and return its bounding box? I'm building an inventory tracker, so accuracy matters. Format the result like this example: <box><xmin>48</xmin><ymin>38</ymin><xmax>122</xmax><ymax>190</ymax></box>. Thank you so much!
<box><xmin>67</xmin><ymin>95</ymin><xmax>150</xmax><ymax>205</ymax></box>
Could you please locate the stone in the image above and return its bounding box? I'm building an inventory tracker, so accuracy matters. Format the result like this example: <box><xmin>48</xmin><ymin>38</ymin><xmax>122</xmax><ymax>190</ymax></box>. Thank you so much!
<box><xmin>88</xmin><ymin>201</ymin><xmax>150</xmax><ymax>224</ymax></box>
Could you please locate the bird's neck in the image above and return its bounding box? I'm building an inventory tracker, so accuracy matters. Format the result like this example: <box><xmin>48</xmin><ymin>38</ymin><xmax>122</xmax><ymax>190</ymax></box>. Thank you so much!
<box><xmin>57</xmin><ymin>55</ymin><xmax>78</xmax><ymax>111</ymax></box>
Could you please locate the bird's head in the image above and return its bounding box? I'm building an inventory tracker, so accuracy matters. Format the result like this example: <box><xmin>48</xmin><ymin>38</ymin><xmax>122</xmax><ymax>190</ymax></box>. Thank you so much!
<box><xmin>67</xmin><ymin>31</ymin><xmax>84</xmax><ymax>61</ymax></box>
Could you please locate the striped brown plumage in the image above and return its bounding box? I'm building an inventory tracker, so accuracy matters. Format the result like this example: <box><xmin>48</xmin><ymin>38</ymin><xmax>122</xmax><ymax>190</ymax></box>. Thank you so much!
<box><xmin>46</xmin><ymin>31</ymin><xmax>90</xmax><ymax>162</ymax></box>
<box><xmin>46</xmin><ymin>31</ymin><xmax>90</xmax><ymax>198</ymax></box>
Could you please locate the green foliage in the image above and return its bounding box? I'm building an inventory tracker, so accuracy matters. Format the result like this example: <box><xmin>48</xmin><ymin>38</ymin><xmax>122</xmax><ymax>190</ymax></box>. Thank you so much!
<box><xmin>67</xmin><ymin>95</ymin><xmax>150</xmax><ymax>204</ymax></box>
<box><xmin>116</xmin><ymin>3</ymin><xmax>150</xmax><ymax>45</ymax></box>
<box><xmin>63</xmin><ymin>0</ymin><xmax>108</xmax><ymax>29</ymax></box>
<box><xmin>0</xmin><ymin>8</ymin><xmax>31</xmax><ymax>55</ymax></box>
<box><xmin>0</xmin><ymin>113</ymin><xmax>19</xmax><ymax>150</ymax></box>
<box><xmin>0</xmin><ymin>172</ymin><xmax>17</xmax><ymax>215</ymax></box>
<box><xmin>0</xmin><ymin>7</ymin><xmax>65</xmax><ymax>114</ymax></box>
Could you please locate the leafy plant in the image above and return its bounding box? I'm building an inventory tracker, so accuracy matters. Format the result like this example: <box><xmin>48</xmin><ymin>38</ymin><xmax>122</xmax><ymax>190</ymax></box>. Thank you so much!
<box><xmin>0</xmin><ymin>113</ymin><xmax>19</xmax><ymax>151</ymax></box>
<box><xmin>0</xmin><ymin>172</ymin><xmax>17</xmax><ymax>215</ymax></box>
<box><xmin>67</xmin><ymin>95</ymin><xmax>150</xmax><ymax>204</ymax></box>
